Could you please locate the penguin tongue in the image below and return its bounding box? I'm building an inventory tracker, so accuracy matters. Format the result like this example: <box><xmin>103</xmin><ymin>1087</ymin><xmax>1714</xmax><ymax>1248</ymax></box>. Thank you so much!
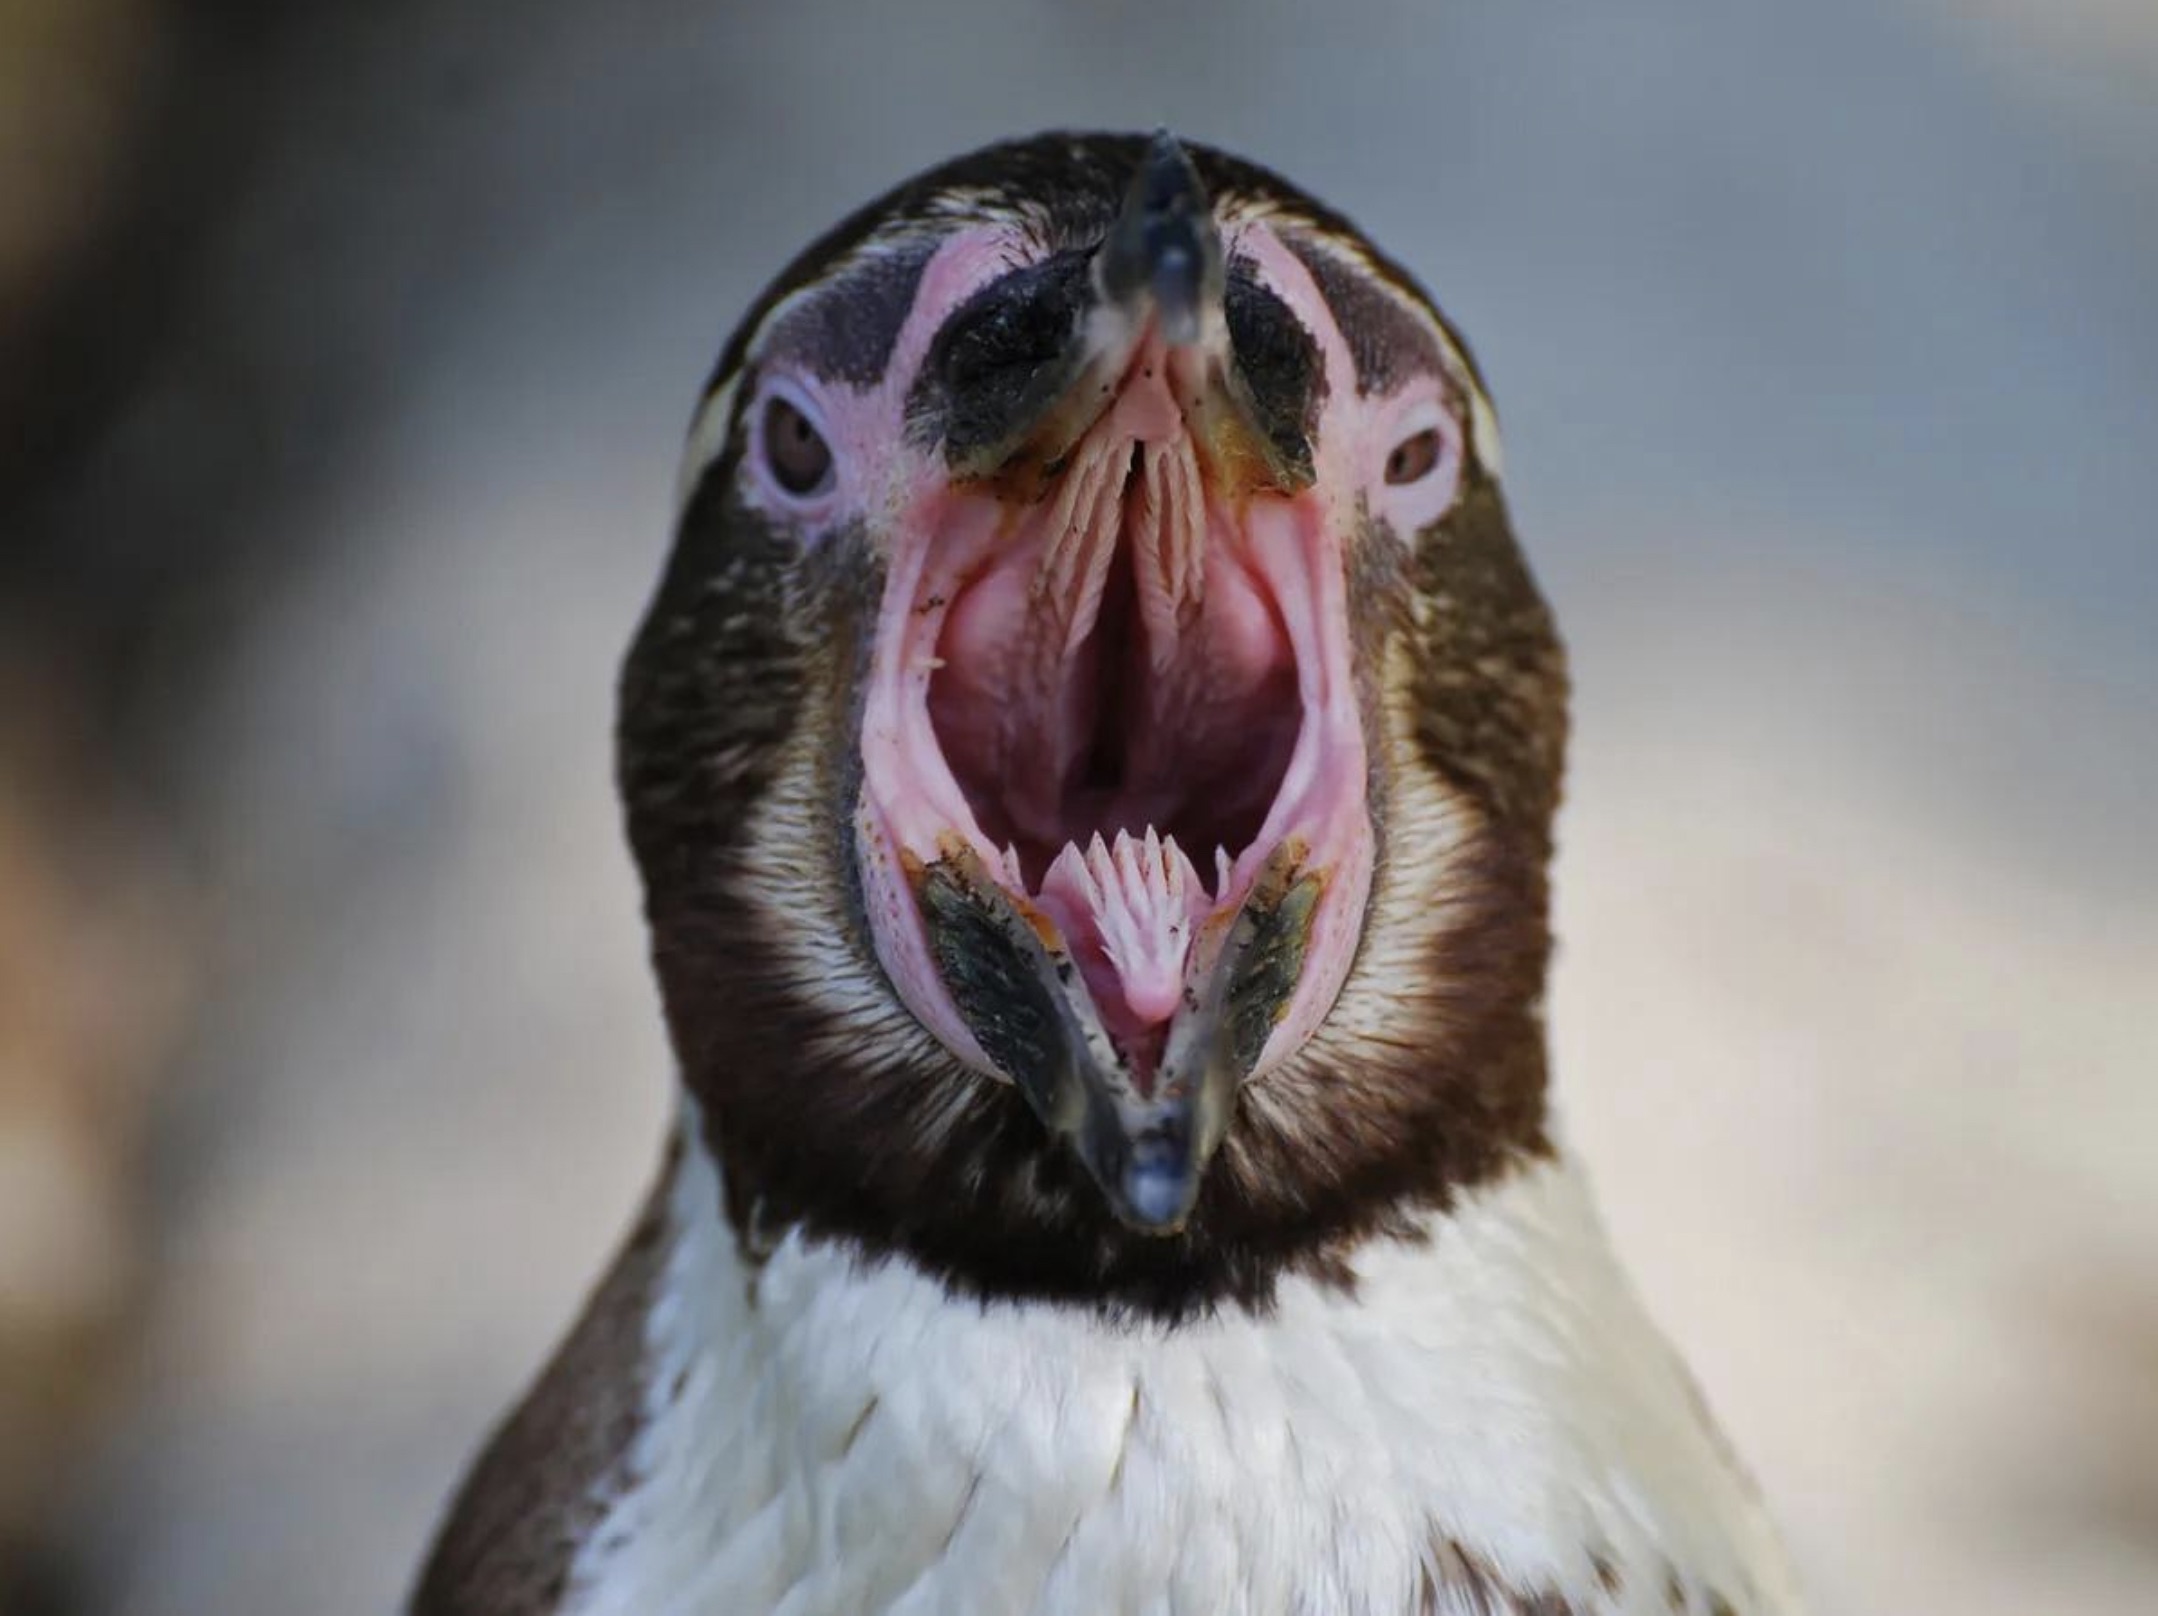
<box><xmin>1036</xmin><ymin>827</ymin><xmax>1211</xmax><ymax>1087</ymax></box>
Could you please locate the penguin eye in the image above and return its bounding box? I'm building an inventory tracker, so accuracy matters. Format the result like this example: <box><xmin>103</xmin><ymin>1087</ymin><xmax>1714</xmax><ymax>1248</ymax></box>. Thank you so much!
<box><xmin>761</xmin><ymin>395</ymin><xmax>835</xmax><ymax>499</ymax></box>
<box><xmin>1372</xmin><ymin>402</ymin><xmax>1464</xmax><ymax>537</ymax></box>
<box><xmin>1384</xmin><ymin>426</ymin><xmax>1445</xmax><ymax>486</ymax></box>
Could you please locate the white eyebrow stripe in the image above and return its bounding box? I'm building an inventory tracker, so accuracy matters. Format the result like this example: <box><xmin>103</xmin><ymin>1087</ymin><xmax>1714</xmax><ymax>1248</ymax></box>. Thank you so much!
<box><xmin>1391</xmin><ymin>284</ymin><xmax>1505</xmax><ymax>478</ymax></box>
<box><xmin>1466</xmin><ymin>387</ymin><xmax>1503</xmax><ymax>481</ymax></box>
<box><xmin>675</xmin><ymin>374</ymin><xmax>742</xmax><ymax>518</ymax></box>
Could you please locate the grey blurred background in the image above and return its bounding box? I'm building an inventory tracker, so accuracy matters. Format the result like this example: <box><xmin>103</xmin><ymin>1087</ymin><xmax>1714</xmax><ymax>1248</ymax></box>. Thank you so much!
<box><xmin>1</xmin><ymin>2</ymin><xmax>2153</xmax><ymax>1612</ymax></box>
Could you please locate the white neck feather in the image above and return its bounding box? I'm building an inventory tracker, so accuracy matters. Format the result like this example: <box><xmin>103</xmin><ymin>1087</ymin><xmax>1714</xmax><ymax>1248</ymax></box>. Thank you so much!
<box><xmin>565</xmin><ymin>1111</ymin><xmax>1800</xmax><ymax>1616</ymax></box>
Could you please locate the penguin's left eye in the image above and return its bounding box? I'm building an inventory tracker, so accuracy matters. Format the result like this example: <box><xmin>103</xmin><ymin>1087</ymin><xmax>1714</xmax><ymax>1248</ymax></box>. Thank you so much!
<box><xmin>1371</xmin><ymin>403</ymin><xmax>1464</xmax><ymax>536</ymax></box>
<box><xmin>761</xmin><ymin>396</ymin><xmax>835</xmax><ymax>499</ymax></box>
<box><xmin>1385</xmin><ymin>426</ymin><xmax>1445</xmax><ymax>486</ymax></box>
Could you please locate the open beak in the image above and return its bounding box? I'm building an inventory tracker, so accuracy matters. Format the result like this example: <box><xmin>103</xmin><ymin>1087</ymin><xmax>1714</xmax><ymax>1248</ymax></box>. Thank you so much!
<box><xmin>860</xmin><ymin>133</ymin><xmax>1370</xmax><ymax>1233</ymax></box>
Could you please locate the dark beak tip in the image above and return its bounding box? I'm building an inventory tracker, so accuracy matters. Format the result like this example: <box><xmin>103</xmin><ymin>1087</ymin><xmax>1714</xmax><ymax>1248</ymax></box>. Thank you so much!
<box><xmin>1101</xmin><ymin>129</ymin><xmax>1223</xmax><ymax>342</ymax></box>
<box><xmin>1095</xmin><ymin>1109</ymin><xmax>1208</xmax><ymax>1234</ymax></box>
<box><xmin>1118</xmin><ymin>1158</ymin><xmax>1200</xmax><ymax>1233</ymax></box>
<box><xmin>1136</xmin><ymin>128</ymin><xmax>1204</xmax><ymax>213</ymax></box>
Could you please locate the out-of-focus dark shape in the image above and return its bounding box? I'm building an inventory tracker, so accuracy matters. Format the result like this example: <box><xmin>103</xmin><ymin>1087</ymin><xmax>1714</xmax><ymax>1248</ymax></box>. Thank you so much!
<box><xmin>0</xmin><ymin>666</ymin><xmax>192</xmax><ymax>1612</ymax></box>
<box><xmin>2</xmin><ymin>0</ymin><xmax>296</xmax><ymax>714</ymax></box>
<box><xmin>0</xmin><ymin>0</ymin><xmax>164</xmax><ymax>458</ymax></box>
<box><xmin>0</xmin><ymin>0</ymin><xmax>249</xmax><ymax>1602</ymax></box>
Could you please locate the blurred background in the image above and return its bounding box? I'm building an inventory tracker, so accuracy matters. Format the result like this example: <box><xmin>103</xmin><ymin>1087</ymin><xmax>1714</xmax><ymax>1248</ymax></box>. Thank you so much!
<box><xmin>1</xmin><ymin>1</ymin><xmax>2153</xmax><ymax>1611</ymax></box>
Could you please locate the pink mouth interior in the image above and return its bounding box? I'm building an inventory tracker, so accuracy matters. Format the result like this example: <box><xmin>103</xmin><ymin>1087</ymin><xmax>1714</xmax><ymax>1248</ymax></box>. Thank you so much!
<box><xmin>858</xmin><ymin>359</ymin><xmax>1371</xmax><ymax>1086</ymax></box>
<box><xmin>929</xmin><ymin>454</ymin><xmax>1298</xmax><ymax>891</ymax></box>
<box><xmin>926</xmin><ymin>438</ymin><xmax>1302</xmax><ymax>1071</ymax></box>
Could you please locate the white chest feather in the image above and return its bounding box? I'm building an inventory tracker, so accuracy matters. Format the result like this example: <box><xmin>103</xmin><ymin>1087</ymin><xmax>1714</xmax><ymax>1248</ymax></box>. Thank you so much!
<box><xmin>564</xmin><ymin>1124</ymin><xmax>1799</xmax><ymax>1616</ymax></box>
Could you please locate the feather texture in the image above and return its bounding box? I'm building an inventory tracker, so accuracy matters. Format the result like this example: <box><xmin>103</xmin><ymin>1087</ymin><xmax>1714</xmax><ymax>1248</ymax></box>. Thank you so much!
<box><xmin>550</xmin><ymin>1114</ymin><xmax>1797</xmax><ymax>1616</ymax></box>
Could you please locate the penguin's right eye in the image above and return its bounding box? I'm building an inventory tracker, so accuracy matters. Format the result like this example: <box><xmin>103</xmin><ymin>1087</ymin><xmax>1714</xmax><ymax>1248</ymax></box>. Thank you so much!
<box><xmin>760</xmin><ymin>395</ymin><xmax>835</xmax><ymax>500</ymax></box>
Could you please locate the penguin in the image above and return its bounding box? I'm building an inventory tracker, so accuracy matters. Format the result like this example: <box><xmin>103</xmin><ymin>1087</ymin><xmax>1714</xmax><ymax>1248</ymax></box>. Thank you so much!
<box><xmin>412</xmin><ymin>130</ymin><xmax>1802</xmax><ymax>1616</ymax></box>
